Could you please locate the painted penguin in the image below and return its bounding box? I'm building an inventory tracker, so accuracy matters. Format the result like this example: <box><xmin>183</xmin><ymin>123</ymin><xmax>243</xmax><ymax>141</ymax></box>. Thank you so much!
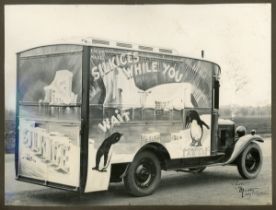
<box><xmin>92</xmin><ymin>132</ymin><xmax>123</xmax><ymax>172</ymax></box>
<box><xmin>185</xmin><ymin>110</ymin><xmax>209</xmax><ymax>147</ymax></box>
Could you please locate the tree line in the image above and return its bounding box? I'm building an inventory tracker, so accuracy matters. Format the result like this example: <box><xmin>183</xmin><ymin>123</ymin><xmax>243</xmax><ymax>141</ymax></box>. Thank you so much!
<box><xmin>219</xmin><ymin>105</ymin><xmax>271</xmax><ymax>117</ymax></box>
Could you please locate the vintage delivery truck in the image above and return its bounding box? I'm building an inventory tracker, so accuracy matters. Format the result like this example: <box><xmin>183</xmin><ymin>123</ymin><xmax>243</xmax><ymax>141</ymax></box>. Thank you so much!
<box><xmin>15</xmin><ymin>38</ymin><xmax>264</xmax><ymax>196</ymax></box>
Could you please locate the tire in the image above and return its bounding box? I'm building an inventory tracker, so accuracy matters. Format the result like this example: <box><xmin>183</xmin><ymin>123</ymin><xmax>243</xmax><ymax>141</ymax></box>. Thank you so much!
<box><xmin>237</xmin><ymin>142</ymin><xmax>263</xmax><ymax>179</ymax></box>
<box><xmin>189</xmin><ymin>167</ymin><xmax>206</xmax><ymax>173</ymax></box>
<box><xmin>123</xmin><ymin>151</ymin><xmax>161</xmax><ymax>197</ymax></box>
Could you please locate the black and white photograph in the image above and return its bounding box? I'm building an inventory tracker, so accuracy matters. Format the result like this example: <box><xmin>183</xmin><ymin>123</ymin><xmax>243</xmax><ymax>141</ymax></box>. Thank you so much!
<box><xmin>4</xmin><ymin>3</ymin><xmax>271</xmax><ymax>206</ymax></box>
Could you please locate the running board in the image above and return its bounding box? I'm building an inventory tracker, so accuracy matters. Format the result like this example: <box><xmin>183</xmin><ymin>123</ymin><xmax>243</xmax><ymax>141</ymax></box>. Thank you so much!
<box><xmin>164</xmin><ymin>153</ymin><xmax>226</xmax><ymax>170</ymax></box>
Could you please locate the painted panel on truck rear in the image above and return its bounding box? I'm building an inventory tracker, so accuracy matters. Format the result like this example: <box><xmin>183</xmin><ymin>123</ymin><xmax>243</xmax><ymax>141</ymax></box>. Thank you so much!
<box><xmin>17</xmin><ymin>45</ymin><xmax>82</xmax><ymax>187</ymax></box>
<box><xmin>85</xmin><ymin>47</ymin><xmax>214</xmax><ymax>192</ymax></box>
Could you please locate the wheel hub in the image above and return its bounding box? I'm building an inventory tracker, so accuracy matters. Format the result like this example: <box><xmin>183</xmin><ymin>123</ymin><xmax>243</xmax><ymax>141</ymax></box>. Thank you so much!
<box><xmin>245</xmin><ymin>149</ymin><xmax>260</xmax><ymax>173</ymax></box>
<box><xmin>135</xmin><ymin>159</ymin><xmax>156</xmax><ymax>188</ymax></box>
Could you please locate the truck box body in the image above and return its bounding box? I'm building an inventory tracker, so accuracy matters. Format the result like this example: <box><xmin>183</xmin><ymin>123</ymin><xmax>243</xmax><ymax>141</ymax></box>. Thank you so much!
<box><xmin>16</xmin><ymin>42</ymin><xmax>220</xmax><ymax>193</ymax></box>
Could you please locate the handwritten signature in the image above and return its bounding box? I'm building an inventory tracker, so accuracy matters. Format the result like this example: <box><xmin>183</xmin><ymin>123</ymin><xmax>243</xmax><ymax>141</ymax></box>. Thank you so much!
<box><xmin>237</xmin><ymin>186</ymin><xmax>259</xmax><ymax>198</ymax></box>
<box><xmin>233</xmin><ymin>182</ymin><xmax>264</xmax><ymax>198</ymax></box>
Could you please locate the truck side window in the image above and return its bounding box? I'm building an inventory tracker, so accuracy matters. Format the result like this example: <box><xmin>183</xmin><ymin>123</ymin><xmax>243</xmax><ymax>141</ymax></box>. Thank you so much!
<box><xmin>214</xmin><ymin>80</ymin><xmax>220</xmax><ymax>109</ymax></box>
<box><xmin>220</xmin><ymin>130</ymin><xmax>227</xmax><ymax>146</ymax></box>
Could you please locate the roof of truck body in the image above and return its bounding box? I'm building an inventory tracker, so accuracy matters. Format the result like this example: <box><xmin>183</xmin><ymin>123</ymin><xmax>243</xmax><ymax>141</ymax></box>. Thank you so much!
<box><xmin>17</xmin><ymin>37</ymin><xmax>221</xmax><ymax>72</ymax></box>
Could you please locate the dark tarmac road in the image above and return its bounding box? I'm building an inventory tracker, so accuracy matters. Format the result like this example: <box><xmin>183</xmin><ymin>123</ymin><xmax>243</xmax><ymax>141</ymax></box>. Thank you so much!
<box><xmin>5</xmin><ymin>138</ymin><xmax>272</xmax><ymax>206</ymax></box>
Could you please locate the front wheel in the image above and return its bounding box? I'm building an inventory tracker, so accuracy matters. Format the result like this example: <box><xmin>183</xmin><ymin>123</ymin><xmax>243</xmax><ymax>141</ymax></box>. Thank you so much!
<box><xmin>123</xmin><ymin>151</ymin><xmax>161</xmax><ymax>196</ymax></box>
<box><xmin>237</xmin><ymin>142</ymin><xmax>263</xmax><ymax>179</ymax></box>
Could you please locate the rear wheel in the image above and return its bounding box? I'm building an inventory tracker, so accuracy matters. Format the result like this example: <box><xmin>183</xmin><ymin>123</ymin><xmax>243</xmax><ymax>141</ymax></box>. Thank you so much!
<box><xmin>123</xmin><ymin>151</ymin><xmax>161</xmax><ymax>196</ymax></box>
<box><xmin>237</xmin><ymin>143</ymin><xmax>263</xmax><ymax>179</ymax></box>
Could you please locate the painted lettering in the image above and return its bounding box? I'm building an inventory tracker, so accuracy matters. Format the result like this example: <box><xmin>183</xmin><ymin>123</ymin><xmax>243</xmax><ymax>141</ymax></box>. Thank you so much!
<box><xmin>134</xmin><ymin>63</ymin><xmax>142</xmax><ymax>75</ymax></box>
<box><xmin>98</xmin><ymin>110</ymin><xmax>130</xmax><ymax>133</ymax></box>
<box><xmin>175</xmin><ymin>71</ymin><xmax>183</xmax><ymax>82</ymax></box>
<box><xmin>122</xmin><ymin>66</ymin><xmax>133</xmax><ymax>79</ymax></box>
<box><xmin>98</xmin><ymin>118</ymin><xmax>111</xmax><ymax>133</ymax></box>
<box><xmin>91</xmin><ymin>52</ymin><xmax>140</xmax><ymax>81</ymax></box>
<box><xmin>120</xmin><ymin>54</ymin><xmax>127</xmax><ymax>65</ymax></box>
<box><xmin>162</xmin><ymin>63</ymin><xmax>170</xmax><ymax>74</ymax></box>
<box><xmin>115</xmin><ymin>109</ymin><xmax>124</xmax><ymax>123</ymax></box>
<box><xmin>122</xmin><ymin>112</ymin><xmax>130</xmax><ymax>121</ymax></box>
<box><xmin>108</xmin><ymin>57</ymin><xmax>117</xmax><ymax>69</ymax></box>
<box><xmin>132</xmin><ymin>52</ymin><xmax>139</xmax><ymax>63</ymax></box>
<box><xmin>127</xmin><ymin>53</ymin><xmax>133</xmax><ymax>63</ymax></box>
<box><xmin>58</xmin><ymin>145</ymin><xmax>70</xmax><ymax>173</ymax></box>
<box><xmin>152</xmin><ymin>61</ymin><xmax>158</xmax><ymax>72</ymax></box>
<box><xmin>162</xmin><ymin>63</ymin><xmax>183</xmax><ymax>82</ymax></box>
<box><xmin>21</xmin><ymin>124</ymin><xmax>73</xmax><ymax>174</ymax></box>
<box><xmin>168</xmin><ymin>67</ymin><xmax>176</xmax><ymax>78</ymax></box>
<box><xmin>111</xmin><ymin>115</ymin><xmax>120</xmax><ymax>126</ymax></box>
<box><xmin>183</xmin><ymin>147</ymin><xmax>210</xmax><ymax>158</ymax></box>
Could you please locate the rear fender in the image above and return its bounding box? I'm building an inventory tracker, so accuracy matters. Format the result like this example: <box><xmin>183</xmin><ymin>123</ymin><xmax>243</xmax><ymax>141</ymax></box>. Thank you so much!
<box><xmin>223</xmin><ymin>134</ymin><xmax>263</xmax><ymax>165</ymax></box>
<box><xmin>119</xmin><ymin>142</ymin><xmax>171</xmax><ymax>178</ymax></box>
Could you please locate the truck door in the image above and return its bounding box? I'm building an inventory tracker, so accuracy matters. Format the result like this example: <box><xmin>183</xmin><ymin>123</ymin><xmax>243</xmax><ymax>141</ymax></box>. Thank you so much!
<box><xmin>84</xmin><ymin>47</ymin><xmax>112</xmax><ymax>192</ymax></box>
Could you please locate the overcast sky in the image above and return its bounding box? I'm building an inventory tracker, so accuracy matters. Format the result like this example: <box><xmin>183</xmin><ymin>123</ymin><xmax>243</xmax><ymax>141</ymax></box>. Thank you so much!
<box><xmin>5</xmin><ymin>4</ymin><xmax>271</xmax><ymax>110</ymax></box>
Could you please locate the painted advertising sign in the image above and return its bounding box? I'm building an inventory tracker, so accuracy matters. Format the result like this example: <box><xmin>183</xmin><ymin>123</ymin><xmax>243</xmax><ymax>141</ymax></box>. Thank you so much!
<box><xmin>90</xmin><ymin>48</ymin><xmax>212</xmax><ymax>108</ymax></box>
<box><xmin>42</xmin><ymin>70</ymin><xmax>78</xmax><ymax>105</ymax></box>
<box><xmin>18</xmin><ymin>119</ymin><xmax>80</xmax><ymax>186</ymax></box>
<box><xmin>86</xmin><ymin>47</ymin><xmax>213</xmax><ymax>191</ymax></box>
<box><xmin>17</xmin><ymin>45</ymin><xmax>82</xmax><ymax>187</ymax></box>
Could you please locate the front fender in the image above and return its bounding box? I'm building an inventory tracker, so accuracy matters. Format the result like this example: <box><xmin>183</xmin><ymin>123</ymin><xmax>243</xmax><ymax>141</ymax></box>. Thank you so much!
<box><xmin>223</xmin><ymin>134</ymin><xmax>264</xmax><ymax>165</ymax></box>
